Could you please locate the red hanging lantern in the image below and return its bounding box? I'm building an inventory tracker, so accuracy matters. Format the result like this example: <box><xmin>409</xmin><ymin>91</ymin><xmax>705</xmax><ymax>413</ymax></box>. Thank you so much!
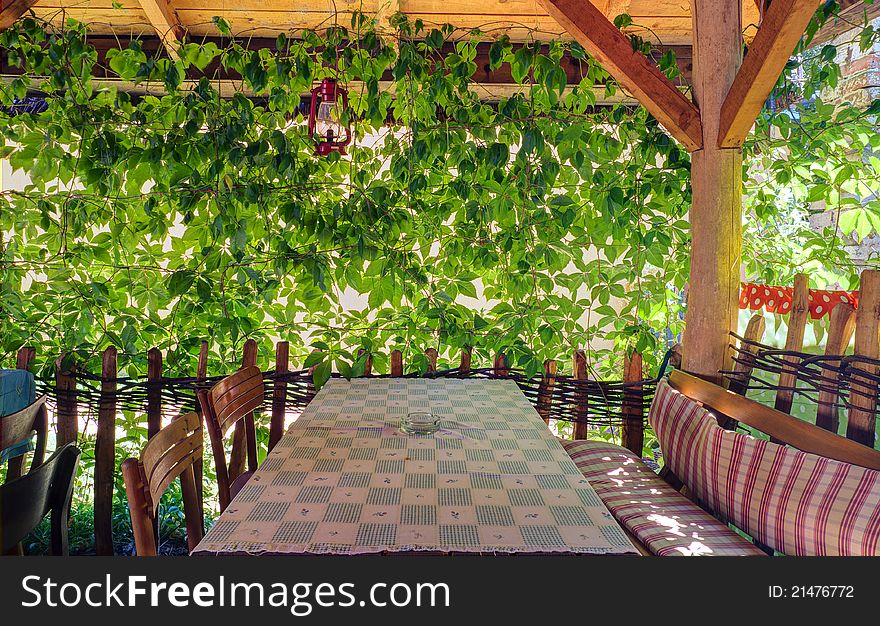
<box><xmin>308</xmin><ymin>78</ymin><xmax>351</xmax><ymax>156</ymax></box>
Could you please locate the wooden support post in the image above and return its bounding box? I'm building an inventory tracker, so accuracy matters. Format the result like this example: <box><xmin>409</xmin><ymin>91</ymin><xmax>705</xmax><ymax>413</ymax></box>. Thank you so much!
<box><xmin>572</xmin><ymin>350</ymin><xmax>589</xmax><ymax>440</ymax></box>
<box><xmin>229</xmin><ymin>339</ymin><xmax>258</xmax><ymax>484</ymax></box>
<box><xmin>15</xmin><ymin>346</ymin><xmax>35</xmax><ymax>371</ymax></box>
<box><xmin>390</xmin><ymin>350</ymin><xmax>403</xmax><ymax>377</ymax></box>
<box><xmin>55</xmin><ymin>355</ymin><xmax>77</xmax><ymax>447</ymax></box>
<box><xmin>728</xmin><ymin>313</ymin><xmax>766</xmax><ymax>396</ymax></box>
<box><xmin>146</xmin><ymin>347</ymin><xmax>163</xmax><ymax>439</ymax></box>
<box><xmin>95</xmin><ymin>346</ymin><xmax>117</xmax><ymax>556</ymax></box>
<box><xmin>847</xmin><ymin>270</ymin><xmax>880</xmax><ymax>446</ymax></box>
<box><xmin>493</xmin><ymin>353</ymin><xmax>508</xmax><ymax>377</ymax></box>
<box><xmin>816</xmin><ymin>303</ymin><xmax>856</xmax><ymax>434</ymax></box>
<box><xmin>774</xmin><ymin>274</ymin><xmax>810</xmax><ymax>415</ymax></box>
<box><xmin>458</xmin><ymin>346</ymin><xmax>472</xmax><ymax>373</ymax></box>
<box><xmin>269</xmin><ymin>341</ymin><xmax>289</xmax><ymax>451</ymax></box>
<box><xmin>425</xmin><ymin>348</ymin><xmax>438</xmax><ymax>373</ymax></box>
<box><xmin>681</xmin><ymin>0</ymin><xmax>744</xmax><ymax>383</ymax></box>
<box><xmin>536</xmin><ymin>359</ymin><xmax>557</xmax><ymax>424</ymax></box>
<box><xmin>621</xmin><ymin>351</ymin><xmax>644</xmax><ymax>455</ymax></box>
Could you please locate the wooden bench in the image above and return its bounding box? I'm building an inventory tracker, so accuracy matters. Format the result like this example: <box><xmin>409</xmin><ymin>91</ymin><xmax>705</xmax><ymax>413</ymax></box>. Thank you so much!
<box><xmin>565</xmin><ymin>369</ymin><xmax>880</xmax><ymax>556</ymax></box>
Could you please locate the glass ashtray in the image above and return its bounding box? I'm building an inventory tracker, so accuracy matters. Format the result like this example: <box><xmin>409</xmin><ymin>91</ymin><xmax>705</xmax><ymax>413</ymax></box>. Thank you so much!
<box><xmin>401</xmin><ymin>411</ymin><xmax>440</xmax><ymax>435</ymax></box>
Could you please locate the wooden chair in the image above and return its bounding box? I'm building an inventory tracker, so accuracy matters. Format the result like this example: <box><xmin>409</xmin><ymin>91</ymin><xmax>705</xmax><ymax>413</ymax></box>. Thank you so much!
<box><xmin>0</xmin><ymin>443</ymin><xmax>80</xmax><ymax>555</ymax></box>
<box><xmin>121</xmin><ymin>411</ymin><xmax>204</xmax><ymax>556</ymax></box>
<box><xmin>1</xmin><ymin>395</ymin><xmax>49</xmax><ymax>482</ymax></box>
<box><xmin>197</xmin><ymin>366</ymin><xmax>264</xmax><ymax>512</ymax></box>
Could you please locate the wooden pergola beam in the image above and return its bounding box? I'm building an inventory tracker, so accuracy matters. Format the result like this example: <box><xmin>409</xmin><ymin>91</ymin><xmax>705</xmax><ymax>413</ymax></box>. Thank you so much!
<box><xmin>0</xmin><ymin>0</ymin><xmax>40</xmax><ymax>31</ymax></box>
<box><xmin>136</xmin><ymin>0</ymin><xmax>185</xmax><ymax>60</ymax></box>
<box><xmin>718</xmin><ymin>0</ymin><xmax>822</xmax><ymax>147</ymax></box>
<box><xmin>538</xmin><ymin>0</ymin><xmax>703</xmax><ymax>151</ymax></box>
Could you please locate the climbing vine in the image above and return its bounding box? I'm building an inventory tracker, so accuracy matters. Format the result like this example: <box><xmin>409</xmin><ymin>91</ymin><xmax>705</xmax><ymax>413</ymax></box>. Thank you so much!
<box><xmin>0</xmin><ymin>3</ymin><xmax>878</xmax><ymax>383</ymax></box>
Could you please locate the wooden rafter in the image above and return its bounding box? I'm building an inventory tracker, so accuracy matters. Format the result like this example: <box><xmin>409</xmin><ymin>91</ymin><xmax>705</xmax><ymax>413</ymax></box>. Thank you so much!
<box><xmin>538</xmin><ymin>0</ymin><xmax>703</xmax><ymax>151</ymax></box>
<box><xmin>0</xmin><ymin>0</ymin><xmax>40</xmax><ymax>31</ymax></box>
<box><xmin>718</xmin><ymin>0</ymin><xmax>822</xmax><ymax>147</ymax></box>
<box><xmin>136</xmin><ymin>0</ymin><xmax>185</xmax><ymax>60</ymax></box>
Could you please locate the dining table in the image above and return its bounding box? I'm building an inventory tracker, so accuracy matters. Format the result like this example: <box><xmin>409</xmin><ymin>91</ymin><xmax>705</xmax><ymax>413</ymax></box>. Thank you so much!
<box><xmin>192</xmin><ymin>377</ymin><xmax>639</xmax><ymax>555</ymax></box>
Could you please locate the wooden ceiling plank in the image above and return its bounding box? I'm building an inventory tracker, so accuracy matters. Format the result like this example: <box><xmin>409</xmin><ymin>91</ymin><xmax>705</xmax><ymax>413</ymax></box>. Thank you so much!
<box><xmin>0</xmin><ymin>0</ymin><xmax>41</xmax><ymax>31</ymax></box>
<box><xmin>537</xmin><ymin>0</ymin><xmax>703</xmax><ymax>151</ymax></box>
<box><xmin>137</xmin><ymin>0</ymin><xmax>185</xmax><ymax>59</ymax></box>
<box><xmin>718</xmin><ymin>0</ymin><xmax>821</xmax><ymax>148</ymax></box>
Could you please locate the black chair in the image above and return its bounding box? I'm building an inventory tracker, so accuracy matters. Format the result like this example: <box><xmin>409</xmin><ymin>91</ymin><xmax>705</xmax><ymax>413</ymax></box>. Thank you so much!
<box><xmin>0</xmin><ymin>444</ymin><xmax>80</xmax><ymax>555</ymax></box>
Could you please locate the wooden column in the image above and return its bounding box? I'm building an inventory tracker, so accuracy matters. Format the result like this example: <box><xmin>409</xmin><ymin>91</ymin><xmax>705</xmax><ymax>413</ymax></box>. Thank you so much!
<box><xmin>95</xmin><ymin>346</ymin><xmax>117</xmax><ymax>556</ymax></box>
<box><xmin>681</xmin><ymin>0</ymin><xmax>743</xmax><ymax>382</ymax></box>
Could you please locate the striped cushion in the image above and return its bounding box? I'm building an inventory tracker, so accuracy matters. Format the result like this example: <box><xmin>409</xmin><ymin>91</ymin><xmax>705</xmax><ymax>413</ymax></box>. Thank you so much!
<box><xmin>562</xmin><ymin>439</ymin><xmax>765</xmax><ymax>556</ymax></box>
<box><xmin>649</xmin><ymin>378</ymin><xmax>880</xmax><ymax>556</ymax></box>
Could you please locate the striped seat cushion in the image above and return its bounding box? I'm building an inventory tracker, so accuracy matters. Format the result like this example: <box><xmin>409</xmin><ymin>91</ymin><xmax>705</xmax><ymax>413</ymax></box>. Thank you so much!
<box><xmin>649</xmin><ymin>378</ymin><xmax>880</xmax><ymax>556</ymax></box>
<box><xmin>562</xmin><ymin>439</ymin><xmax>765</xmax><ymax>556</ymax></box>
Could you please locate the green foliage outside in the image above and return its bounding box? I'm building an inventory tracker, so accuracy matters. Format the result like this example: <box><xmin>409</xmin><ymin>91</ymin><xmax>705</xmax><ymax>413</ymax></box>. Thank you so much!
<box><xmin>2</xmin><ymin>3</ymin><xmax>880</xmax><ymax>551</ymax></box>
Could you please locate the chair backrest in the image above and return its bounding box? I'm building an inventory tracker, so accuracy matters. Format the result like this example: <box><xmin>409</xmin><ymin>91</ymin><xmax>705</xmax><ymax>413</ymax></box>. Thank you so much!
<box><xmin>1</xmin><ymin>395</ymin><xmax>48</xmax><ymax>480</ymax></box>
<box><xmin>122</xmin><ymin>411</ymin><xmax>203</xmax><ymax>556</ymax></box>
<box><xmin>0</xmin><ymin>443</ymin><xmax>80</xmax><ymax>555</ymax></box>
<box><xmin>197</xmin><ymin>366</ymin><xmax>264</xmax><ymax>512</ymax></box>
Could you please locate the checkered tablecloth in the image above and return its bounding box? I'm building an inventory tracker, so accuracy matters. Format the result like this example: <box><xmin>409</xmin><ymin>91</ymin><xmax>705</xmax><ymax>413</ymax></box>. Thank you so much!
<box><xmin>192</xmin><ymin>378</ymin><xmax>638</xmax><ymax>555</ymax></box>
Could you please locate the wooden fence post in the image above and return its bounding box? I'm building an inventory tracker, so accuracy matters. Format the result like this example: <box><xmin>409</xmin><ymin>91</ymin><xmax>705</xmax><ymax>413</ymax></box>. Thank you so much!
<box><xmin>458</xmin><ymin>346</ymin><xmax>472</xmax><ymax>372</ymax></box>
<box><xmin>493</xmin><ymin>353</ymin><xmax>508</xmax><ymax>377</ymax></box>
<box><xmin>146</xmin><ymin>347</ymin><xmax>163</xmax><ymax>439</ymax></box>
<box><xmin>815</xmin><ymin>303</ymin><xmax>856</xmax><ymax>434</ymax></box>
<box><xmin>229</xmin><ymin>338</ymin><xmax>258</xmax><ymax>485</ymax></box>
<box><xmin>357</xmin><ymin>348</ymin><xmax>373</xmax><ymax>376</ymax></box>
<box><xmin>390</xmin><ymin>350</ymin><xmax>403</xmax><ymax>377</ymax></box>
<box><xmin>727</xmin><ymin>313</ymin><xmax>766</xmax><ymax>396</ymax></box>
<box><xmin>848</xmin><ymin>270</ymin><xmax>880</xmax><ymax>446</ymax></box>
<box><xmin>536</xmin><ymin>359</ymin><xmax>557</xmax><ymax>424</ymax></box>
<box><xmin>425</xmin><ymin>348</ymin><xmax>438</xmax><ymax>373</ymax></box>
<box><xmin>55</xmin><ymin>354</ymin><xmax>77</xmax><ymax>447</ymax></box>
<box><xmin>15</xmin><ymin>346</ymin><xmax>35</xmax><ymax>371</ymax></box>
<box><xmin>621</xmin><ymin>351</ymin><xmax>644</xmax><ymax>455</ymax></box>
<box><xmin>95</xmin><ymin>346</ymin><xmax>117</xmax><ymax>556</ymax></box>
<box><xmin>572</xmin><ymin>350</ymin><xmax>589</xmax><ymax>440</ymax></box>
<box><xmin>194</xmin><ymin>339</ymin><xmax>208</xmax><ymax>518</ymax></box>
<box><xmin>774</xmin><ymin>274</ymin><xmax>809</xmax><ymax>415</ymax></box>
<box><xmin>269</xmin><ymin>341</ymin><xmax>289</xmax><ymax>451</ymax></box>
